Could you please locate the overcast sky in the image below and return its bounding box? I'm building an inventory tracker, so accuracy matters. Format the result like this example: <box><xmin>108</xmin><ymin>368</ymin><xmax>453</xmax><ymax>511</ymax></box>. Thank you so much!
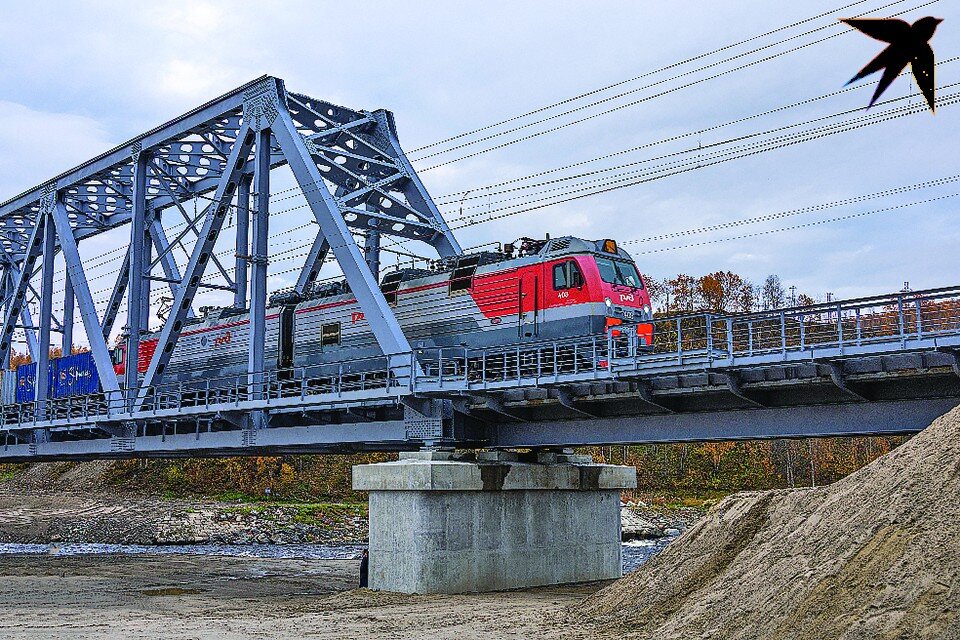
<box><xmin>0</xmin><ymin>0</ymin><xmax>957</xmax><ymax>330</ymax></box>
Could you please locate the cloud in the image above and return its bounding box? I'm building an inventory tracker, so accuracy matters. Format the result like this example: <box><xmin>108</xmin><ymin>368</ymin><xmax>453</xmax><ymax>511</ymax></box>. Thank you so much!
<box><xmin>0</xmin><ymin>0</ymin><xmax>957</xmax><ymax>320</ymax></box>
<box><xmin>0</xmin><ymin>101</ymin><xmax>115</xmax><ymax>199</ymax></box>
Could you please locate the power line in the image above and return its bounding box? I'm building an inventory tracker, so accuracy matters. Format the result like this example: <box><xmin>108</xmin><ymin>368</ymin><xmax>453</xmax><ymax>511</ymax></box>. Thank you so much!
<box><xmin>433</xmin><ymin>57</ymin><xmax>959</xmax><ymax>209</ymax></box>
<box><xmin>444</xmin><ymin>88</ymin><xmax>960</xmax><ymax>229</ymax></box>
<box><xmin>624</xmin><ymin>175</ymin><xmax>960</xmax><ymax>245</ymax></box>
<box><xmin>632</xmin><ymin>192</ymin><xmax>960</xmax><ymax>255</ymax></box>
<box><xmin>412</xmin><ymin>0</ymin><xmax>935</xmax><ymax>170</ymax></box>
<box><xmin>441</xmin><ymin>80</ymin><xmax>959</xmax><ymax>220</ymax></box>
<box><xmin>408</xmin><ymin>0</ymin><xmax>879</xmax><ymax>154</ymax></box>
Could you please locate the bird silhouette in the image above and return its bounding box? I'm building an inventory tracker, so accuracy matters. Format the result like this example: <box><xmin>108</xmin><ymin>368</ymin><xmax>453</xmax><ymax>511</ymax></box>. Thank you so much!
<box><xmin>841</xmin><ymin>16</ymin><xmax>942</xmax><ymax>112</ymax></box>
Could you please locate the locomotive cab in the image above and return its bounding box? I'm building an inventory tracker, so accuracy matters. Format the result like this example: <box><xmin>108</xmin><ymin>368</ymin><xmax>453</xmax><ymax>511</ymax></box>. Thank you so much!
<box><xmin>590</xmin><ymin>239</ymin><xmax>655</xmax><ymax>348</ymax></box>
<box><xmin>521</xmin><ymin>236</ymin><xmax>654</xmax><ymax>349</ymax></box>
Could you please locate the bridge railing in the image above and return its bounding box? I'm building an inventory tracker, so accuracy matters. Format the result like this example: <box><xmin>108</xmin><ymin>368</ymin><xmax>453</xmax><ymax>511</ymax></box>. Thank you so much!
<box><xmin>4</xmin><ymin>287</ymin><xmax>960</xmax><ymax>433</ymax></box>
<box><xmin>0</xmin><ymin>352</ymin><xmax>408</xmax><ymax>431</ymax></box>
<box><xmin>413</xmin><ymin>333</ymin><xmax>635</xmax><ymax>389</ymax></box>
<box><xmin>646</xmin><ymin>286</ymin><xmax>960</xmax><ymax>365</ymax></box>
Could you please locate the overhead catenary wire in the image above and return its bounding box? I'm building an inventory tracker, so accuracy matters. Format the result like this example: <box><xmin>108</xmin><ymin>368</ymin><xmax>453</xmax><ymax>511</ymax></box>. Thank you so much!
<box><xmin>440</xmin><ymin>83</ymin><xmax>960</xmax><ymax>221</ymax></box>
<box><xmin>407</xmin><ymin>0</ymin><xmax>877</xmax><ymax>154</ymax></box>
<box><xmin>632</xmin><ymin>192</ymin><xmax>960</xmax><ymax>255</ymax></box>
<box><xmin>433</xmin><ymin>56</ymin><xmax>960</xmax><ymax>209</ymax></box>
<box><xmin>624</xmin><ymin>175</ymin><xmax>960</xmax><ymax>245</ymax></box>
<box><xmin>444</xmin><ymin>88</ymin><xmax>960</xmax><ymax>230</ymax></box>
<box><xmin>40</xmin><ymin>0</ymin><xmax>933</xmax><ymax>284</ymax></box>
<box><xmin>411</xmin><ymin>0</ymin><xmax>937</xmax><ymax>170</ymax></box>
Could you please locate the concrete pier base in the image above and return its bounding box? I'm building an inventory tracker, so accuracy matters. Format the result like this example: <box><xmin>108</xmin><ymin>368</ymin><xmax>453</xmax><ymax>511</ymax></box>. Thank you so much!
<box><xmin>352</xmin><ymin>453</ymin><xmax>636</xmax><ymax>594</ymax></box>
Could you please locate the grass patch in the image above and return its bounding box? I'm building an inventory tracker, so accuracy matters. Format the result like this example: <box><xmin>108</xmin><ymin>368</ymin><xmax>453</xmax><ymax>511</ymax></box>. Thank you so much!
<box><xmin>218</xmin><ymin>502</ymin><xmax>368</xmax><ymax>525</ymax></box>
<box><xmin>634</xmin><ymin>489</ymin><xmax>729</xmax><ymax>511</ymax></box>
<box><xmin>0</xmin><ymin>463</ymin><xmax>27</xmax><ymax>483</ymax></box>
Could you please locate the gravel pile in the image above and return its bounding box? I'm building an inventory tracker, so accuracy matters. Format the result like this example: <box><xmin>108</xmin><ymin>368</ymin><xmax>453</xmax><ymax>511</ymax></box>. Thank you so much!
<box><xmin>573</xmin><ymin>406</ymin><xmax>960</xmax><ymax>639</ymax></box>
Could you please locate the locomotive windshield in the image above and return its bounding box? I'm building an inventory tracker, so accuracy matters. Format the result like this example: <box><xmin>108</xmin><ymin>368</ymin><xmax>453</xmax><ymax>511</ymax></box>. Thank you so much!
<box><xmin>595</xmin><ymin>257</ymin><xmax>644</xmax><ymax>288</ymax></box>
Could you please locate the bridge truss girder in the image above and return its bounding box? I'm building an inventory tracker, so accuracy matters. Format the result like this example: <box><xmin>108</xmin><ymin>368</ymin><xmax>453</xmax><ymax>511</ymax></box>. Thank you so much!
<box><xmin>0</xmin><ymin>76</ymin><xmax>462</xmax><ymax>438</ymax></box>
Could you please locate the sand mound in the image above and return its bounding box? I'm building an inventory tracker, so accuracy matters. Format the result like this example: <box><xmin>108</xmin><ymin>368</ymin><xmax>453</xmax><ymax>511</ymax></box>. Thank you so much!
<box><xmin>573</xmin><ymin>406</ymin><xmax>960</xmax><ymax>639</ymax></box>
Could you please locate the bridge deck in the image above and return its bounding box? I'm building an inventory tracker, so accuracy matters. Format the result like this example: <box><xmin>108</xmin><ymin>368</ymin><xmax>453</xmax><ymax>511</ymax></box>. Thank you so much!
<box><xmin>1</xmin><ymin>286</ymin><xmax>959</xmax><ymax>460</ymax></box>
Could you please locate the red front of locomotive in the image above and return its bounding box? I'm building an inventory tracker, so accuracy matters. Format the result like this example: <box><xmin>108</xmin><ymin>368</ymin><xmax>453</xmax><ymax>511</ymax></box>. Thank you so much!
<box><xmin>587</xmin><ymin>239</ymin><xmax>654</xmax><ymax>347</ymax></box>
<box><xmin>535</xmin><ymin>238</ymin><xmax>654</xmax><ymax>347</ymax></box>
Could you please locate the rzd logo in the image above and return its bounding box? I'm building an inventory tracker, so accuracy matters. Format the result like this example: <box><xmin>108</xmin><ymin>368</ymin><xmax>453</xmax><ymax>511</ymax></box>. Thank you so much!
<box><xmin>351</xmin><ymin>312</ymin><xmax>365</xmax><ymax>324</ymax></box>
<box><xmin>213</xmin><ymin>331</ymin><xmax>232</xmax><ymax>347</ymax></box>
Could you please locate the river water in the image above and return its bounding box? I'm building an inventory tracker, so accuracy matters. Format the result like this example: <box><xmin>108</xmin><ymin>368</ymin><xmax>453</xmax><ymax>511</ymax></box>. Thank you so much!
<box><xmin>0</xmin><ymin>538</ymin><xmax>674</xmax><ymax>574</ymax></box>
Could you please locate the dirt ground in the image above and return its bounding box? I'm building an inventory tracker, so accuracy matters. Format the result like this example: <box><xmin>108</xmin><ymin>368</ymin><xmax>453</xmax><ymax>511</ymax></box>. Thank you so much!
<box><xmin>0</xmin><ymin>554</ymin><xmax>609</xmax><ymax>639</ymax></box>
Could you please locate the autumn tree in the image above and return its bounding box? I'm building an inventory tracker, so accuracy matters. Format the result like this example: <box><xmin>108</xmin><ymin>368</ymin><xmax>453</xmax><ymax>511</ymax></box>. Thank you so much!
<box><xmin>697</xmin><ymin>271</ymin><xmax>755</xmax><ymax>313</ymax></box>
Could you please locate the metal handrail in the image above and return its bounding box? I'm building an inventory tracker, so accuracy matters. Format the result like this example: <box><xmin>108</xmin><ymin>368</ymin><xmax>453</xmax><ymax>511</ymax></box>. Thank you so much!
<box><xmin>4</xmin><ymin>286</ymin><xmax>960</xmax><ymax>432</ymax></box>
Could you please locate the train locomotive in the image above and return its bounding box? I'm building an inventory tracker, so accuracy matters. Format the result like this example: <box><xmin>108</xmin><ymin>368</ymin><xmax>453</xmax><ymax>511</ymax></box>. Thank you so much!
<box><xmin>13</xmin><ymin>236</ymin><xmax>654</xmax><ymax>401</ymax></box>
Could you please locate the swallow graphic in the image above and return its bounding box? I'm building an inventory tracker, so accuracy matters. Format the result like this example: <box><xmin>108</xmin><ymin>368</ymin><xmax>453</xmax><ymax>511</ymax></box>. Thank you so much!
<box><xmin>841</xmin><ymin>16</ymin><xmax>942</xmax><ymax>112</ymax></box>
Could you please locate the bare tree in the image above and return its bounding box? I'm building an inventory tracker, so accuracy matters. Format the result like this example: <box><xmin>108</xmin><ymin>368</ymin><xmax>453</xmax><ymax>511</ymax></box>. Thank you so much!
<box><xmin>761</xmin><ymin>274</ymin><xmax>786</xmax><ymax>310</ymax></box>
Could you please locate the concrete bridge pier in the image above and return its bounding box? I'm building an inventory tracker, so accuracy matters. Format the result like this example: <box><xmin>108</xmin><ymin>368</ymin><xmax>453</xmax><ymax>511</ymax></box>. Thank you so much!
<box><xmin>352</xmin><ymin>451</ymin><xmax>637</xmax><ymax>594</ymax></box>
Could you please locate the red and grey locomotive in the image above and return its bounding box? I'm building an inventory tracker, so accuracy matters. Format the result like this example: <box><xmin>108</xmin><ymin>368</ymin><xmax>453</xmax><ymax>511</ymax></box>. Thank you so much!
<box><xmin>106</xmin><ymin>235</ymin><xmax>653</xmax><ymax>384</ymax></box>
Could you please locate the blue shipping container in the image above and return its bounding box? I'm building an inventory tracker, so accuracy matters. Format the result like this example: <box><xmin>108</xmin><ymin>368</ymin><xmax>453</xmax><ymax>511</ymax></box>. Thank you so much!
<box><xmin>52</xmin><ymin>351</ymin><xmax>100</xmax><ymax>399</ymax></box>
<box><xmin>16</xmin><ymin>362</ymin><xmax>53</xmax><ymax>404</ymax></box>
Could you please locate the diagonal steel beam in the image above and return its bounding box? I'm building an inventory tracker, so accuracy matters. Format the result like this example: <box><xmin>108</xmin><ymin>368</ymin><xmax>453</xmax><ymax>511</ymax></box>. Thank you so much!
<box><xmin>149</xmin><ymin>216</ymin><xmax>196</xmax><ymax>319</ymax></box>
<box><xmin>294</xmin><ymin>230</ymin><xmax>329</xmax><ymax>295</ymax></box>
<box><xmin>368</xmin><ymin>109</ymin><xmax>461</xmax><ymax>257</ymax></box>
<box><xmin>273</xmin><ymin>103</ymin><xmax>411</xmax><ymax>358</ymax></box>
<box><xmin>0</xmin><ymin>246</ymin><xmax>41</xmax><ymax>361</ymax></box>
<box><xmin>149</xmin><ymin>165</ymin><xmax>235</xmax><ymax>289</ymax></box>
<box><xmin>135</xmin><ymin>122</ymin><xmax>255</xmax><ymax>406</ymax></box>
<box><xmin>101</xmin><ymin>249</ymin><xmax>129</xmax><ymax>343</ymax></box>
<box><xmin>0</xmin><ymin>202</ymin><xmax>49</xmax><ymax>366</ymax></box>
<box><xmin>151</xmin><ymin>200</ymin><xmax>214</xmax><ymax>270</ymax></box>
<box><xmin>51</xmin><ymin>198</ymin><xmax>120</xmax><ymax>395</ymax></box>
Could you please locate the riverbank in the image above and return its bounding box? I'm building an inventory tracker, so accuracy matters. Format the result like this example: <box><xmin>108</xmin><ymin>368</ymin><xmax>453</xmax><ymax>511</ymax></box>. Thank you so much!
<box><xmin>0</xmin><ymin>553</ymin><xmax>611</xmax><ymax>639</ymax></box>
<box><xmin>0</xmin><ymin>484</ymin><xmax>703</xmax><ymax>547</ymax></box>
<box><xmin>0</xmin><ymin>489</ymin><xmax>368</xmax><ymax>546</ymax></box>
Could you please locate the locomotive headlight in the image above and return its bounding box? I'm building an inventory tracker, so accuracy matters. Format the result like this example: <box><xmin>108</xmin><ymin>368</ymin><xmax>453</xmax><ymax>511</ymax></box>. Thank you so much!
<box><xmin>643</xmin><ymin>304</ymin><xmax>651</xmax><ymax>317</ymax></box>
<box><xmin>604</xmin><ymin>297</ymin><xmax>612</xmax><ymax>309</ymax></box>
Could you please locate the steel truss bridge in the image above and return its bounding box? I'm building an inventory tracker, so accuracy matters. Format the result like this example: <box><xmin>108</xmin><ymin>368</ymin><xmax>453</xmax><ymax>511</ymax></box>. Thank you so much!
<box><xmin>0</xmin><ymin>76</ymin><xmax>957</xmax><ymax>462</ymax></box>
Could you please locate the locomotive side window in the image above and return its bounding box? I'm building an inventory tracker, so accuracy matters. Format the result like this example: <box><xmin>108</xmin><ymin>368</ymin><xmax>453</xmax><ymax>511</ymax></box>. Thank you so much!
<box><xmin>111</xmin><ymin>346</ymin><xmax>124</xmax><ymax>366</ymax></box>
<box><xmin>553</xmin><ymin>261</ymin><xmax>584</xmax><ymax>290</ymax></box>
<box><xmin>321</xmin><ymin>322</ymin><xmax>341</xmax><ymax>346</ymax></box>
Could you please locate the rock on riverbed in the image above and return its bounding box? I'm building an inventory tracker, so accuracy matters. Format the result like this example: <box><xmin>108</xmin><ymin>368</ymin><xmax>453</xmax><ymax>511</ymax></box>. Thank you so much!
<box><xmin>0</xmin><ymin>491</ymin><xmax>368</xmax><ymax>546</ymax></box>
<box><xmin>620</xmin><ymin>505</ymin><xmax>701</xmax><ymax>540</ymax></box>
